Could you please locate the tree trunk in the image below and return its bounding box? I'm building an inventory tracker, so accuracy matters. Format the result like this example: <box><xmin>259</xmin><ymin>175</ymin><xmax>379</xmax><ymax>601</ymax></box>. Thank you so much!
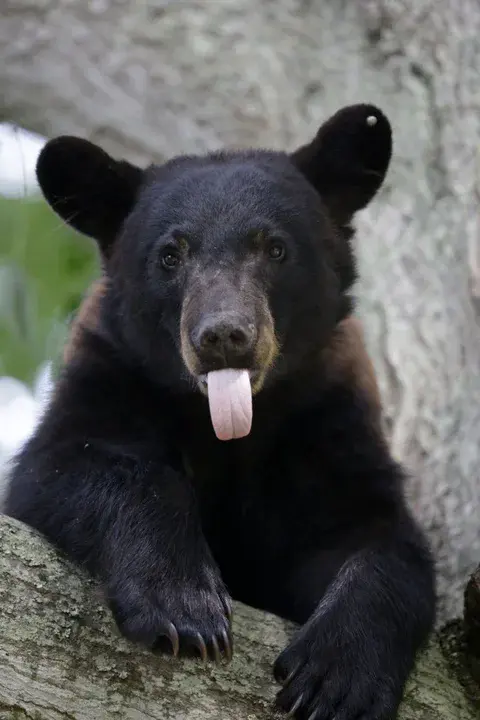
<box><xmin>0</xmin><ymin>0</ymin><xmax>479</xmax><ymax>625</ymax></box>
<box><xmin>0</xmin><ymin>514</ymin><xmax>477</xmax><ymax>720</ymax></box>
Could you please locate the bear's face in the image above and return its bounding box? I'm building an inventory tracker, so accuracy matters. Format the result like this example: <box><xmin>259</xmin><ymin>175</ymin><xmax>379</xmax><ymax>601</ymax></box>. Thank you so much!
<box><xmin>36</xmin><ymin>104</ymin><xmax>392</xmax><ymax>402</ymax></box>
<box><xmin>113</xmin><ymin>151</ymin><xmax>343</xmax><ymax>395</ymax></box>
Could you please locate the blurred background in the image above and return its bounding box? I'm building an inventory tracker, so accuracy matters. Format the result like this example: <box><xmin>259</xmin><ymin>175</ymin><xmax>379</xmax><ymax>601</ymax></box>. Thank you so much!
<box><xmin>0</xmin><ymin>123</ymin><xmax>99</xmax><ymax>474</ymax></box>
<box><xmin>0</xmin><ymin>0</ymin><xmax>478</xmax><ymax>625</ymax></box>
<box><xmin>0</xmin><ymin>124</ymin><xmax>98</xmax><ymax>382</ymax></box>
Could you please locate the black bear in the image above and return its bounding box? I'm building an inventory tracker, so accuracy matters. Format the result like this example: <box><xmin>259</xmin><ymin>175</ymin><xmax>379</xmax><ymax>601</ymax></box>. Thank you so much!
<box><xmin>5</xmin><ymin>104</ymin><xmax>435</xmax><ymax>720</ymax></box>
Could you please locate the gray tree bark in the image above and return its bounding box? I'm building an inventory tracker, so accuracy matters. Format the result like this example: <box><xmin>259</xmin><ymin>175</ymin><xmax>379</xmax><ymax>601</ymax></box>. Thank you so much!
<box><xmin>0</xmin><ymin>0</ymin><xmax>479</xmax><ymax>627</ymax></box>
<box><xmin>0</xmin><ymin>514</ymin><xmax>479</xmax><ymax>720</ymax></box>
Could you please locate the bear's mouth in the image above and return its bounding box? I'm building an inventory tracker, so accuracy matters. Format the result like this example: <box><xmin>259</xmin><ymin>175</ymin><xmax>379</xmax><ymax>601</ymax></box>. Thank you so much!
<box><xmin>197</xmin><ymin>369</ymin><xmax>261</xmax><ymax>395</ymax></box>
<box><xmin>180</xmin><ymin>303</ymin><xmax>278</xmax><ymax>441</ymax></box>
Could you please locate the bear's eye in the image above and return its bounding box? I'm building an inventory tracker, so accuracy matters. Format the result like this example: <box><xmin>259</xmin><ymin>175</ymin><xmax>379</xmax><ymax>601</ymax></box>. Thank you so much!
<box><xmin>268</xmin><ymin>242</ymin><xmax>286</xmax><ymax>262</ymax></box>
<box><xmin>161</xmin><ymin>250</ymin><xmax>181</xmax><ymax>270</ymax></box>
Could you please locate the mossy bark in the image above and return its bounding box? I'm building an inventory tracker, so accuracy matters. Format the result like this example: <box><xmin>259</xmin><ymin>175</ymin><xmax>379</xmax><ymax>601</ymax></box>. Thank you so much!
<box><xmin>0</xmin><ymin>515</ymin><xmax>478</xmax><ymax>719</ymax></box>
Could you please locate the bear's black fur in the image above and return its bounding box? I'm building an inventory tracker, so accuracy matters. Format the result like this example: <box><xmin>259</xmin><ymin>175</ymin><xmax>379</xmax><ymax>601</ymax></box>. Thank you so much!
<box><xmin>5</xmin><ymin>104</ymin><xmax>436</xmax><ymax>720</ymax></box>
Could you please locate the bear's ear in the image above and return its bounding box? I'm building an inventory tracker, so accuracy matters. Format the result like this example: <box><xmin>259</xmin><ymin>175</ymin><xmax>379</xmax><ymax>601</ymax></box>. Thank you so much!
<box><xmin>36</xmin><ymin>137</ymin><xmax>144</xmax><ymax>256</ymax></box>
<box><xmin>291</xmin><ymin>104</ymin><xmax>392</xmax><ymax>223</ymax></box>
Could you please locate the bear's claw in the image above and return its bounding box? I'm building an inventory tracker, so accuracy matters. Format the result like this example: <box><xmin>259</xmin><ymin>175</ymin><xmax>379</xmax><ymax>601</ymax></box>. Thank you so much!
<box><xmin>220</xmin><ymin>628</ymin><xmax>233</xmax><ymax>662</ymax></box>
<box><xmin>287</xmin><ymin>693</ymin><xmax>305</xmax><ymax>717</ymax></box>
<box><xmin>211</xmin><ymin>635</ymin><xmax>221</xmax><ymax>663</ymax></box>
<box><xmin>223</xmin><ymin>597</ymin><xmax>233</xmax><ymax>622</ymax></box>
<box><xmin>161</xmin><ymin>621</ymin><xmax>180</xmax><ymax>657</ymax></box>
<box><xmin>191</xmin><ymin>632</ymin><xmax>208</xmax><ymax>661</ymax></box>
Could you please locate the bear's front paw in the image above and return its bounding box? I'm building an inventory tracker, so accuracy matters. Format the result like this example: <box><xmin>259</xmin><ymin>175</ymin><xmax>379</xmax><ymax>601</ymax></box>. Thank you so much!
<box><xmin>108</xmin><ymin>565</ymin><xmax>233</xmax><ymax>662</ymax></box>
<box><xmin>273</xmin><ymin>614</ymin><xmax>406</xmax><ymax>720</ymax></box>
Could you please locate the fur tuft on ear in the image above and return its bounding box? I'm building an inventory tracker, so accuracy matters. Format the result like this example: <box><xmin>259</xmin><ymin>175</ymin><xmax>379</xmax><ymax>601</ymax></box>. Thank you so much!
<box><xmin>291</xmin><ymin>104</ymin><xmax>392</xmax><ymax>223</ymax></box>
<box><xmin>36</xmin><ymin>137</ymin><xmax>144</xmax><ymax>256</ymax></box>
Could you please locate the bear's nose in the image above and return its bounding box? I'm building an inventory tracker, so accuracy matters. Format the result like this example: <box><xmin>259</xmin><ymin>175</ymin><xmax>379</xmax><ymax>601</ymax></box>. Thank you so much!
<box><xmin>192</xmin><ymin>313</ymin><xmax>257</xmax><ymax>368</ymax></box>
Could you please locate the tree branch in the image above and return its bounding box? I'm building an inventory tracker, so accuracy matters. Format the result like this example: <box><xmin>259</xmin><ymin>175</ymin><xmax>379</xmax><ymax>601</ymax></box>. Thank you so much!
<box><xmin>0</xmin><ymin>514</ymin><xmax>478</xmax><ymax>719</ymax></box>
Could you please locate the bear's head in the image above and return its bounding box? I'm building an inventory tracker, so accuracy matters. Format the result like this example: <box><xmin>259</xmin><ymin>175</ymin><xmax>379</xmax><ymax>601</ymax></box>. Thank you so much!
<box><xmin>36</xmin><ymin>104</ymin><xmax>391</xmax><ymax>439</ymax></box>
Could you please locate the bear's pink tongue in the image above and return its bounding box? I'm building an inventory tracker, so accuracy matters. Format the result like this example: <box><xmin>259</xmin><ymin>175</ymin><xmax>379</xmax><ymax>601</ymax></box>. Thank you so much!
<box><xmin>207</xmin><ymin>369</ymin><xmax>252</xmax><ymax>441</ymax></box>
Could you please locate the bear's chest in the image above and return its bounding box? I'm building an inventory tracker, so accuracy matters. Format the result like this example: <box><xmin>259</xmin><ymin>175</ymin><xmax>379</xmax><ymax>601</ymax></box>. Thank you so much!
<box><xmin>171</xmin><ymin>388</ymin><xmax>342</xmax><ymax>542</ymax></box>
<box><xmin>181</xmin><ymin>418</ymin><xmax>331</xmax><ymax>536</ymax></box>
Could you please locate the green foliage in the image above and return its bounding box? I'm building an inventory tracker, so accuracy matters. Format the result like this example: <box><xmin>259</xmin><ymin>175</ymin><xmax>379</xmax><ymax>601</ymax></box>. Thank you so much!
<box><xmin>0</xmin><ymin>195</ymin><xmax>99</xmax><ymax>384</ymax></box>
